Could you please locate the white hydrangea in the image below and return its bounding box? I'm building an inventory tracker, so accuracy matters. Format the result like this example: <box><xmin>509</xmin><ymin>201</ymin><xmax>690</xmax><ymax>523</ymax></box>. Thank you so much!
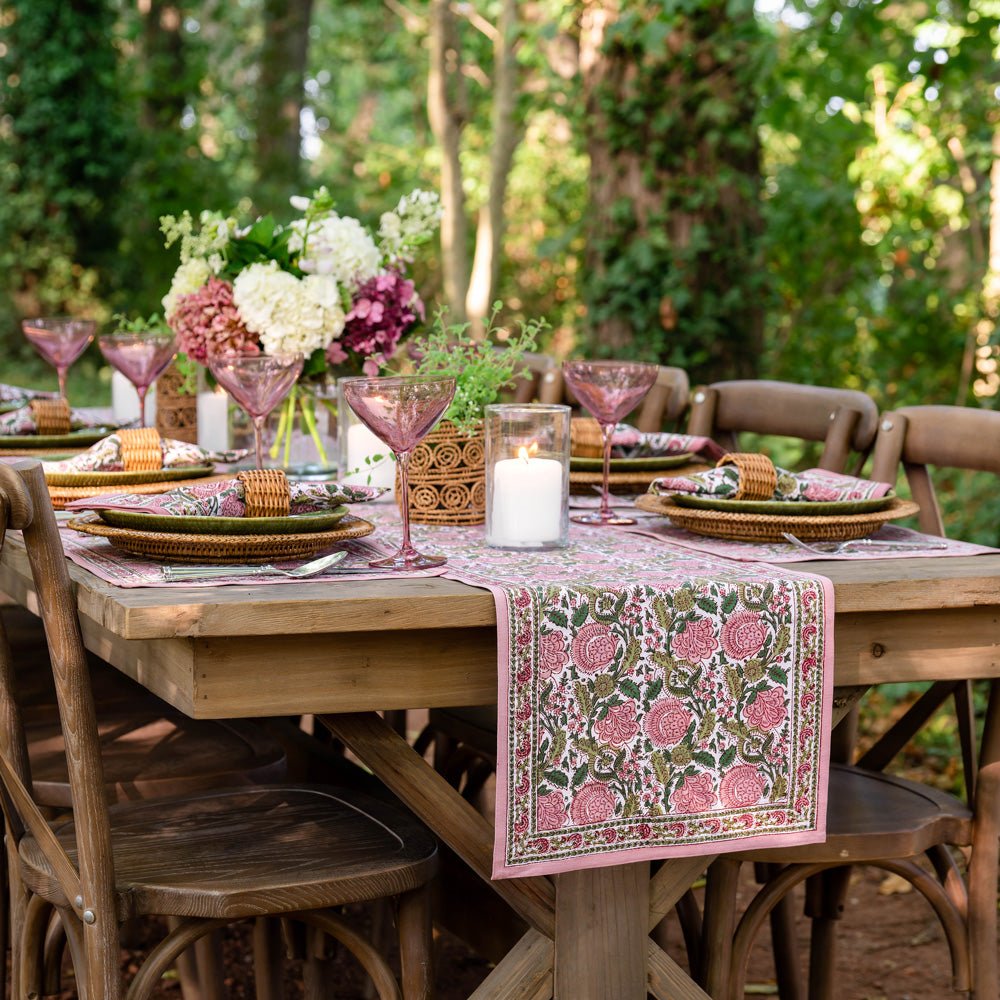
<box><xmin>379</xmin><ymin>189</ymin><xmax>443</xmax><ymax>264</ymax></box>
<box><xmin>161</xmin><ymin>258</ymin><xmax>212</xmax><ymax>318</ymax></box>
<box><xmin>287</xmin><ymin>214</ymin><xmax>381</xmax><ymax>289</ymax></box>
<box><xmin>232</xmin><ymin>261</ymin><xmax>345</xmax><ymax>357</ymax></box>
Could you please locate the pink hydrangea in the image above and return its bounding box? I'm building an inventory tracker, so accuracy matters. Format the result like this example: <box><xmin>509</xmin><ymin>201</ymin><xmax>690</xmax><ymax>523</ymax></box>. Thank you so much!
<box><xmin>327</xmin><ymin>270</ymin><xmax>423</xmax><ymax>374</ymax></box>
<box><xmin>168</xmin><ymin>277</ymin><xmax>259</xmax><ymax>363</ymax></box>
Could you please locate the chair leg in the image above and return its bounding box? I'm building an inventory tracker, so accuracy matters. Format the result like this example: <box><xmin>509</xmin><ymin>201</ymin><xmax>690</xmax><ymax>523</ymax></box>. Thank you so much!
<box><xmin>968</xmin><ymin>764</ymin><xmax>1000</xmax><ymax>998</ymax></box>
<box><xmin>701</xmin><ymin>858</ymin><xmax>740</xmax><ymax>996</ymax></box>
<box><xmin>193</xmin><ymin>930</ymin><xmax>226</xmax><ymax>1000</ymax></box>
<box><xmin>253</xmin><ymin>917</ymin><xmax>286</xmax><ymax>1000</ymax></box>
<box><xmin>398</xmin><ymin>886</ymin><xmax>434</xmax><ymax>1000</ymax></box>
<box><xmin>167</xmin><ymin>915</ymin><xmax>204</xmax><ymax>1000</ymax></box>
<box><xmin>805</xmin><ymin>867</ymin><xmax>852</xmax><ymax>1000</ymax></box>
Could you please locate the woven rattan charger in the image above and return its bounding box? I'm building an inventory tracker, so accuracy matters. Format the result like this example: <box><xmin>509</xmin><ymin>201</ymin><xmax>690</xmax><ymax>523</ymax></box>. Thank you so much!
<box><xmin>634</xmin><ymin>452</ymin><xmax>919</xmax><ymax>542</ymax></box>
<box><xmin>68</xmin><ymin>470</ymin><xmax>376</xmax><ymax>564</ymax></box>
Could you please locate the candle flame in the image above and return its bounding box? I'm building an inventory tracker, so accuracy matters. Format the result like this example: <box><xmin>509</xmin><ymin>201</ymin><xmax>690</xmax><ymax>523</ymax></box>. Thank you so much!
<box><xmin>518</xmin><ymin>441</ymin><xmax>539</xmax><ymax>463</ymax></box>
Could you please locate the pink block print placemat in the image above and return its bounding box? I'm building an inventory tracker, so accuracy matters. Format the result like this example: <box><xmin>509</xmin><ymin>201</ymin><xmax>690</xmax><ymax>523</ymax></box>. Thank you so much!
<box><xmin>420</xmin><ymin>522</ymin><xmax>834</xmax><ymax>880</ymax></box>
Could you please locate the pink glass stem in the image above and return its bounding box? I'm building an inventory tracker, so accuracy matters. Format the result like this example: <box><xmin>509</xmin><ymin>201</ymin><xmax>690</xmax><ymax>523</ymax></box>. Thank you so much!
<box><xmin>252</xmin><ymin>416</ymin><xmax>267</xmax><ymax>471</ymax></box>
<box><xmin>56</xmin><ymin>367</ymin><xmax>69</xmax><ymax>402</ymax></box>
<box><xmin>395</xmin><ymin>449</ymin><xmax>419</xmax><ymax>562</ymax></box>
<box><xmin>599</xmin><ymin>421</ymin><xmax>615</xmax><ymax>522</ymax></box>
<box><xmin>135</xmin><ymin>386</ymin><xmax>149</xmax><ymax>429</ymax></box>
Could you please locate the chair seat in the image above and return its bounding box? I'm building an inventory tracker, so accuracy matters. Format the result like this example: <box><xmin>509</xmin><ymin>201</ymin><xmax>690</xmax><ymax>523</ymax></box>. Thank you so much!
<box><xmin>25</xmin><ymin>708</ymin><xmax>287</xmax><ymax>808</ymax></box>
<box><xmin>429</xmin><ymin>705</ymin><xmax>497</xmax><ymax>757</ymax></box>
<box><xmin>740</xmin><ymin>763</ymin><xmax>973</xmax><ymax>864</ymax></box>
<box><xmin>20</xmin><ymin>785</ymin><xmax>438</xmax><ymax>920</ymax></box>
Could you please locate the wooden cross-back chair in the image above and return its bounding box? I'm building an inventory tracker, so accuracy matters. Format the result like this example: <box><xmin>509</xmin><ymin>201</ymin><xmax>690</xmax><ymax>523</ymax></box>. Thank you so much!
<box><xmin>703</xmin><ymin>404</ymin><xmax>1000</xmax><ymax>1000</ymax></box>
<box><xmin>687</xmin><ymin>379</ymin><xmax>880</xmax><ymax>473</ymax></box>
<box><xmin>507</xmin><ymin>351</ymin><xmax>564</xmax><ymax>405</ymax></box>
<box><xmin>0</xmin><ymin>459</ymin><xmax>438</xmax><ymax>1000</ymax></box>
<box><xmin>563</xmin><ymin>363</ymin><xmax>691</xmax><ymax>431</ymax></box>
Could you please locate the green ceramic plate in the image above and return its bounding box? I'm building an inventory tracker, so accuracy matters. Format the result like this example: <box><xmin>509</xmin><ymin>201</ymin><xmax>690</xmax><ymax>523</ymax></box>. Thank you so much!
<box><xmin>671</xmin><ymin>492</ymin><xmax>895</xmax><ymax>516</ymax></box>
<box><xmin>45</xmin><ymin>465</ymin><xmax>215</xmax><ymax>488</ymax></box>
<box><xmin>98</xmin><ymin>506</ymin><xmax>349</xmax><ymax>536</ymax></box>
<box><xmin>570</xmin><ymin>453</ymin><xmax>694</xmax><ymax>473</ymax></box>
<box><xmin>0</xmin><ymin>428</ymin><xmax>115</xmax><ymax>449</ymax></box>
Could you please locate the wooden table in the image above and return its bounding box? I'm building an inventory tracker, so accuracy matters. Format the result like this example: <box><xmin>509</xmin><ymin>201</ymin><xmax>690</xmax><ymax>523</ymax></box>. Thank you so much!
<box><xmin>3</xmin><ymin>536</ymin><xmax>999</xmax><ymax>1000</ymax></box>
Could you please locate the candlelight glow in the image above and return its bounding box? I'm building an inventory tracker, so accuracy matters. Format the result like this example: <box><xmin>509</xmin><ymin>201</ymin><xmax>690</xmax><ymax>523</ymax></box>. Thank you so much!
<box><xmin>517</xmin><ymin>441</ymin><xmax>540</xmax><ymax>462</ymax></box>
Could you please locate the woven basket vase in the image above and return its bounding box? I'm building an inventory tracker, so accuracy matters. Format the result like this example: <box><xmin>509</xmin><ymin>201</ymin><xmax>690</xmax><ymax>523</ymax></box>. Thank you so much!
<box><xmin>155</xmin><ymin>363</ymin><xmax>198</xmax><ymax>445</ymax></box>
<box><xmin>401</xmin><ymin>420</ymin><xmax>486</xmax><ymax>525</ymax></box>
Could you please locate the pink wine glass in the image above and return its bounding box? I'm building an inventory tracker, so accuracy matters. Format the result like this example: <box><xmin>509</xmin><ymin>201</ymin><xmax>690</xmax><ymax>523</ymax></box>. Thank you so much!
<box><xmin>208</xmin><ymin>350</ymin><xmax>303</xmax><ymax>470</ymax></box>
<box><xmin>21</xmin><ymin>317</ymin><xmax>96</xmax><ymax>401</ymax></box>
<box><xmin>98</xmin><ymin>331</ymin><xmax>177</xmax><ymax>428</ymax></box>
<box><xmin>342</xmin><ymin>375</ymin><xmax>456</xmax><ymax>570</ymax></box>
<box><xmin>563</xmin><ymin>360</ymin><xmax>659</xmax><ymax>526</ymax></box>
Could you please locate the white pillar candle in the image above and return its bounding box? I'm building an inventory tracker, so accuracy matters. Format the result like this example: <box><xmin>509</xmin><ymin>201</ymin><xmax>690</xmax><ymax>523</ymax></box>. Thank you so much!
<box><xmin>111</xmin><ymin>370</ymin><xmax>156</xmax><ymax>425</ymax></box>
<box><xmin>197</xmin><ymin>389</ymin><xmax>230</xmax><ymax>452</ymax></box>
<box><xmin>488</xmin><ymin>448</ymin><xmax>563</xmax><ymax>547</ymax></box>
<box><xmin>342</xmin><ymin>422</ymin><xmax>396</xmax><ymax>494</ymax></box>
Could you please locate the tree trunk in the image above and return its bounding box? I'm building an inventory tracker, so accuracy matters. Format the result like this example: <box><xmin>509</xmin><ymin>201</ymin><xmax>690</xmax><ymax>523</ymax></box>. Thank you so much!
<box><xmin>140</xmin><ymin>1</ymin><xmax>186</xmax><ymax>132</ymax></box>
<box><xmin>256</xmin><ymin>0</ymin><xmax>315</xmax><ymax>214</ymax></box>
<box><xmin>578</xmin><ymin>0</ymin><xmax>765</xmax><ymax>381</ymax></box>
<box><xmin>465</xmin><ymin>0</ymin><xmax>521</xmax><ymax>336</ymax></box>
<box><xmin>427</xmin><ymin>0</ymin><xmax>470</xmax><ymax>321</ymax></box>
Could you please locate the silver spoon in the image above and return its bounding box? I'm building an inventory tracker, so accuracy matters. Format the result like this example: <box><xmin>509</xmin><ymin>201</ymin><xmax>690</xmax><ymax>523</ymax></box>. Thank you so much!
<box><xmin>161</xmin><ymin>550</ymin><xmax>350</xmax><ymax>583</ymax></box>
<box><xmin>781</xmin><ymin>532</ymin><xmax>948</xmax><ymax>556</ymax></box>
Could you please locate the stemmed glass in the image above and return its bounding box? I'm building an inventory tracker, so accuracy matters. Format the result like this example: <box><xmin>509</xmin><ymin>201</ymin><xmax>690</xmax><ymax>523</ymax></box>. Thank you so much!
<box><xmin>208</xmin><ymin>350</ymin><xmax>304</xmax><ymax>470</ymax></box>
<box><xmin>562</xmin><ymin>360</ymin><xmax>659</xmax><ymax>526</ymax></box>
<box><xmin>21</xmin><ymin>317</ymin><xmax>96</xmax><ymax>401</ymax></box>
<box><xmin>342</xmin><ymin>375</ymin><xmax>456</xmax><ymax>570</ymax></box>
<box><xmin>98</xmin><ymin>331</ymin><xmax>177</xmax><ymax>428</ymax></box>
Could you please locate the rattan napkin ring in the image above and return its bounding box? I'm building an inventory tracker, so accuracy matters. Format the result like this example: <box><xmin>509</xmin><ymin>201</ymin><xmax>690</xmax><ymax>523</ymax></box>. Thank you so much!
<box><xmin>119</xmin><ymin>427</ymin><xmax>164</xmax><ymax>472</ymax></box>
<box><xmin>29</xmin><ymin>398</ymin><xmax>71</xmax><ymax>435</ymax></box>
<box><xmin>717</xmin><ymin>452</ymin><xmax>778</xmax><ymax>501</ymax></box>
<box><xmin>570</xmin><ymin>417</ymin><xmax>604</xmax><ymax>458</ymax></box>
<box><xmin>237</xmin><ymin>469</ymin><xmax>291</xmax><ymax>518</ymax></box>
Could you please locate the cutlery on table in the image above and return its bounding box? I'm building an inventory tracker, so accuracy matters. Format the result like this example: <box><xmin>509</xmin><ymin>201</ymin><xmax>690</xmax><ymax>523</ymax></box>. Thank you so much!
<box><xmin>781</xmin><ymin>532</ymin><xmax>949</xmax><ymax>556</ymax></box>
<box><xmin>161</xmin><ymin>550</ymin><xmax>353</xmax><ymax>582</ymax></box>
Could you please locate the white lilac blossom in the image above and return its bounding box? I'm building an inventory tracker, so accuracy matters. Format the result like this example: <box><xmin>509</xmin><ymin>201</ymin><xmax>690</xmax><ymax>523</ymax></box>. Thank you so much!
<box><xmin>161</xmin><ymin>258</ymin><xmax>212</xmax><ymax>318</ymax></box>
<box><xmin>378</xmin><ymin>189</ymin><xmax>443</xmax><ymax>265</ymax></box>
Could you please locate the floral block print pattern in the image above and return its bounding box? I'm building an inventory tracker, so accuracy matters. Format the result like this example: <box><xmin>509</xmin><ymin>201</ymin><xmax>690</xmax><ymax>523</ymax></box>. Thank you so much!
<box><xmin>650</xmin><ymin>465</ymin><xmax>892</xmax><ymax>502</ymax></box>
<box><xmin>0</xmin><ymin>383</ymin><xmax>57</xmax><ymax>405</ymax></box>
<box><xmin>42</xmin><ymin>434</ymin><xmax>245</xmax><ymax>473</ymax></box>
<box><xmin>610</xmin><ymin>424</ymin><xmax>726</xmax><ymax>461</ymax></box>
<box><xmin>0</xmin><ymin>406</ymin><xmax>120</xmax><ymax>436</ymax></box>
<box><xmin>64</xmin><ymin>477</ymin><xmax>387</xmax><ymax>516</ymax></box>
<box><xmin>430</xmin><ymin>523</ymin><xmax>833</xmax><ymax>878</ymax></box>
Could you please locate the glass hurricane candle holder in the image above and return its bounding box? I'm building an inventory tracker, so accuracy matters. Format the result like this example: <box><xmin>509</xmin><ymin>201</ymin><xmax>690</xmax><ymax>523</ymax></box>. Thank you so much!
<box><xmin>337</xmin><ymin>376</ymin><xmax>396</xmax><ymax>495</ymax></box>
<box><xmin>485</xmin><ymin>404</ymin><xmax>570</xmax><ymax>550</ymax></box>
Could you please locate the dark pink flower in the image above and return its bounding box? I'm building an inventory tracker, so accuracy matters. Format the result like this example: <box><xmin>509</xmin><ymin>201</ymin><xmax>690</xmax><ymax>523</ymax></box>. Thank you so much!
<box><xmin>595</xmin><ymin>701</ymin><xmax>639</xmax><ymax>747</ymax></box>
<box><xmin>670</xmin><ymin>772</ymin><xmax>716</xmax><ymax>813</ymax></box>
<box><xmin>536</xmin><ymin>791</ymin><xmax>567</xmax><ymax>831</ymax></box>
<box><xmin>644</xmin><ymin>696</ymin><xmax>693</xmax><ymax>747</ymax></box>
<box><xmin>570</xmin><ymin>782</ymin><xmax>616</xmax><ymax>824</ymax></box>
<box><xmin>744</xmin><ymin>687</ymin><xmax>786</xmax><ymax>731</ymax></box>
<box><xmin>719</xmin><ymin>764</ymin><xmax>766</xmax><ymax>809</ymax></box>
<box><xmin>720</xmin><ymin>611</ymin><xmax>768</xmax><ymax>661</ymax></box>
<box><xmin>672</xmin><ymin>618</ymin><xmax>718</xmax><ymax>662</ymax></box>
<box><xmin>571</xmin><ymin>622</ymin><xmax>619</xmax><ymax>674</ymax></box>
<box><xmin>168</xmin><ymin>278</ymin><xmax>259</xmax><ymax>363</ymax></box>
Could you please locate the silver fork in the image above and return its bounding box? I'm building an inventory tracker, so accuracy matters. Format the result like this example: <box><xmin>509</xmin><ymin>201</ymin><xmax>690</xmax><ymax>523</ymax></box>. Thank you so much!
<box><xmin>161</xmin><ymin>550</ymin><xmax>353</xmax><ymax>582</ymax></box>
<box><xmin>781</xmin><ymin>532</ymin><xmax>948</xmax><ymax>556</ymax></box>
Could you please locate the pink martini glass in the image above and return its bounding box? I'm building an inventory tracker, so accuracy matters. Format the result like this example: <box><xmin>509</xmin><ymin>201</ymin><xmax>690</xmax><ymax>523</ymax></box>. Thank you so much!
<box><xmin>98</xmin><ymin>331</ymin><xmax>177</xmax><ymax>428</ymax></box>
<box><xmin>208</xmin><ymin>350</ymin><xmax>303</xmax><ymax>470</ymax></box>
<box><xmin>342</xmin><ymin>375</ymin><xmax>456</xmax><ymax>570</ymax></box>
<box><xmin>21</xmin><ymin>317</ymin><xmax>96</xmax><ymax>401</ymax></box>
<box><xmin>562</xmin><ymin>360</ymin><xmax>660</xmax><ymax>526</ymax></box>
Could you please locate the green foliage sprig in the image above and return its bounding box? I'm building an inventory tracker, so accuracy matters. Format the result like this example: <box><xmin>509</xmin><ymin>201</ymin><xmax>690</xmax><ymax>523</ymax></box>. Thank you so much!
<box><xmin>399</xmin><ymin>303</ymin><xmax>548</xmax><ymax>432</ymax></box>
<box><xmin>111</xmin><ymin>312</ymin><xmax>170</xmax><ymax>335</ymax></box>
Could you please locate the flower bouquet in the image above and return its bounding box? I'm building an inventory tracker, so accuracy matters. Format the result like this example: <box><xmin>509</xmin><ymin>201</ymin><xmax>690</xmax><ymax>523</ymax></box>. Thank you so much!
<box><xmin>160</xmin><ymin>187</ymin><xmax>441</xmax><ymax>466</ymax></box>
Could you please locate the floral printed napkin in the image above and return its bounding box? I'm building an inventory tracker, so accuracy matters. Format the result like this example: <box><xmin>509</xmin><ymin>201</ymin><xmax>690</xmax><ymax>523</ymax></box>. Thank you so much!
<box><xmin>0</xmin><ymin>405</ymin><xmax>121</xmax><ymax>436</ymax></box>
<box><xmin>610</xmin><ymin>424</ymin><xmax>726</xmax><ymax>461</ymax></box>
<box><xmin>423</xmin><ymin>521</ymin><xmax>832</xmax><ymax>878</ymax></box>
<box><xmin>0</xmin><ymin>383</ymin><xmax>57</xmax><ymax>406</ymax></box>
<box><xmin>65</xmin><ymin>476</ymin><xmax>386</xmax><ymax>516</ymax></box>
<box><xmin>651</xmin><ymin>465</ymin><xmax>892</xmax><ymax>502</ymax></box>
<box><xmin>42</xmin><ymin>435</ymin><xmax>246</xmax><ymax>474</ymax></box>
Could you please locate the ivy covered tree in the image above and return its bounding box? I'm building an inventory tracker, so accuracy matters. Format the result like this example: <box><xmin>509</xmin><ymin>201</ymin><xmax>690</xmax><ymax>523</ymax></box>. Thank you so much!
<box><xmin>0</xmin><ymin>0</ymin><xmax>132</xmax><ymax>331</ymax></box>
<box><xmin>575</xmin><ymin>0</ymin><xmax>769</xmax><ymax>382</ymax></box>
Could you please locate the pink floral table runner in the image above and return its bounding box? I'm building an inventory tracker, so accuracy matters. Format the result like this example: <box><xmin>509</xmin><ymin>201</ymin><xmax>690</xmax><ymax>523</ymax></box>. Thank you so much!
<box><xmin>417</xmin><ymin>522</ymin><xmax>834</xmax><ymax>879</ymax></box>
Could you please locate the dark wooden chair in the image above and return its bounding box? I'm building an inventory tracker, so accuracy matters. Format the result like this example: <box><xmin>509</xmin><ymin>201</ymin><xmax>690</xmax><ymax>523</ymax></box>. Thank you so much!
<box><xmin>704</xmin><ymin>404</ymin><xmax>1000</xmax><ymax>1000</ymax></box>
<box><xmin>0</xmin><ymin>459</ymin><xmax>438</xmax><ymax>1000</ymax></box>
<box><xmin>507</xmin><ymin>351</ymin><xmax>564</xmax><ymax>405</ymax></box>
<box><xmin>686</xmin><ymin>379</ymin><xmax>880</xmax><ymax>473</ymax></box>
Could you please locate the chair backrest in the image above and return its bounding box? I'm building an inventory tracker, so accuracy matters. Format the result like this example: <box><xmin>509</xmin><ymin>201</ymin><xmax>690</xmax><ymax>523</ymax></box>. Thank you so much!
<box><xmin>686</xmin><ymin>379</ymin><xmax>880</xmax><ymax>473</ymax></box>
<box><xmin>0</xmin><ymin>460</ymin><xmax>118</xmax><ymax>965</ymax></box>
<box><xmin>562</xmin><ymin>364</ymin><xmax>691</xmax><ymax>432</ymax></box>
<box><xmin>869</xmin><ymin>405</ymin><xmax>1000</xmax><ymax>537</ymax></box>
<box><xmin>508</xmin><ymin>351</ymin><xmax>564</xmax><ymax>405</ymax></box>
